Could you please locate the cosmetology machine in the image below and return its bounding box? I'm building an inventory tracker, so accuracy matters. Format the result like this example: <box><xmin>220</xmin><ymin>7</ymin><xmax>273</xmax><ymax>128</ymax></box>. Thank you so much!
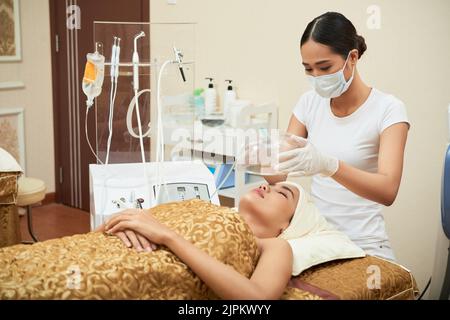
<box><xmin>429</xmin><ymin>103</ymin><xmax>450</xmax><ymax>299</ymax></box>
<box><xmin>82</xmin><ymin>22</ymin><xmax>224</xmax><ymax>230</ymax></box>
<box><xmin>89</xmin><ymin>161</ymin><xmax>219</xmax><ymax>230</ymax></box>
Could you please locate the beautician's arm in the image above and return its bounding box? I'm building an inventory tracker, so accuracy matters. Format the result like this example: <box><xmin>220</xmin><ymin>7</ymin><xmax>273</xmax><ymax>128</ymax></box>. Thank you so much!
<box><xmin>287</xmin><ymin>115</ymin><xmax>409</xmax><ymax>206</ymax></box>
<box><xmin>105</xmin><ymin>212</ymin><xmax>292</xmax><ymax>299</ymax></box>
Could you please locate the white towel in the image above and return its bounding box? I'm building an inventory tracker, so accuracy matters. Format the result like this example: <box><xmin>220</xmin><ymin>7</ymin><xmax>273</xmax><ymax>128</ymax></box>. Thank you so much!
<box><xmin>279</xmin><ymin>180</ymin><xmax>331</xmax><ymax>240</ymax></box>
<box><xmin>278</xmin><ymin>179</ymin><xmax>366</xmax><ymax>275</ymax></box>
<box><xmin>0</xmin><ymin>148</ymin><xmax>23</xmax><ymax>172</ymax></box>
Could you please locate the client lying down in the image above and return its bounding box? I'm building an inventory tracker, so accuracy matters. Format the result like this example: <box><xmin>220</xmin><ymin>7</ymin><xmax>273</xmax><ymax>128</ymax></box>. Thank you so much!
<box><xmin>97</xmin><ymin>182</ymin><xmax>300</xmax><ymax>300</ymax></box>
<box><xmin>0</xmin><ymin>181</ymin><xmax>330</xmax><ymax>300</ymax></box>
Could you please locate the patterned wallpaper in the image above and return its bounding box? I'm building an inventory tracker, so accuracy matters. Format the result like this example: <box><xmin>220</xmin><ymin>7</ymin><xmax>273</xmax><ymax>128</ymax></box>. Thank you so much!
<box><xmin>0</xmin><ymin>116</ymin><xmax>20</xmax><ymax>163</ymax></box>
<box><xmin>0</xmin><ymin>0</ymin><xmax>16</xmax><ymax>56</ymax></box>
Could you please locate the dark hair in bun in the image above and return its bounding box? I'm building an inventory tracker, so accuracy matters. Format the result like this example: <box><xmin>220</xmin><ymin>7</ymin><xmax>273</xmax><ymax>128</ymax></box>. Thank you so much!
<box><xmin>301</xmin><ymin>12</ymin><xmax>367</xmax><ymax>59</ymax></box>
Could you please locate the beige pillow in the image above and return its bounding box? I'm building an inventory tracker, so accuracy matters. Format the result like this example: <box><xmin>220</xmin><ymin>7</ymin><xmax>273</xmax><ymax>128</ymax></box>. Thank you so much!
<box><xmin>278</xmin><ymin>180</ymin><xmax>366</xmax><ymax>276</ymax></box>
<box><xmin>288</xmin><ymin>231</ymin><xmax>366</xmax><ymax>276</ymax></box>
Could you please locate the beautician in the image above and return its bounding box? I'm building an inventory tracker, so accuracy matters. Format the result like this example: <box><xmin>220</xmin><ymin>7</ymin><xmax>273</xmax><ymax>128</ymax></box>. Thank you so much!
<box><xmin>274</xmin><ymin>12</ymin><xmax>410</xmax><ymax>261</ymax></box>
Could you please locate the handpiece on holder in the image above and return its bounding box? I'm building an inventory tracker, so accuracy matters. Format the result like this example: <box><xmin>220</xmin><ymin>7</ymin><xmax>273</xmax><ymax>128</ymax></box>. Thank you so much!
<box><xmin>132</xmin><ymin>31</ymin><xmax>147</xmax><ymax>164</ymax></box>
<box><xmin>133</xmin><ymin>31</ymin><xmax>146</xmax><ymax>91</ymax></box>
<box><xmin>173</xmin><ymin>46</ymin><xmax>186</xmax><ymax>82</ymax></box>
<box><xmin>112</xmin><ymin>37</ymin><xmax>121</xmax><ymax>82</ymax></box>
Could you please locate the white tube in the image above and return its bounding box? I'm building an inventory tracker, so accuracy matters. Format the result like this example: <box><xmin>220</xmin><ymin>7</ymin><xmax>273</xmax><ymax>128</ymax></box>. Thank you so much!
<box><xmin>105</xmin><ymin>79</ymin><xmax>118</xmax><ymax>164</ymax></box>
<box><xmin>134</xmin><ymin>87</ymin><xmax>147</xmax><ymax>163</ymax></box>
<box><xmin>154</xmin><ymin>60</ymin><xmax>172</xmax><ymax>204</ymax></box>
<box><xmin>126</xmin><ymin>89</ymin><xmax>151</xmax><ymax>138</ymax></box>
<box><xmin>156</xmin><ymin>60</ymin><xmax>172</xmax><ymax>162</ymax></box>
<box><xmin>131</xmin><ymin>31</ymin><xmax>146</xmax><ymax>164</ymax></box>
<box><xmin>85</xmin><ymin>107</ymin><xmax>104</xmax><ymax>165</ymax></box>
<box><xmin>209</xmin><ymin>161</ymin><xmax>237</xmax><ymax>199</ymax></box>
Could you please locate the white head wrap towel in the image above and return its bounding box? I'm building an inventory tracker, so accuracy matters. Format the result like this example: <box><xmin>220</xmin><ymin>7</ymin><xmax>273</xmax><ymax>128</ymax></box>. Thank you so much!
<box><xmin>278</xmin><ymin>180</ymin><xmax>331</xmax><ymax>240</ymax></box>
<box><xmin>277</xmin><ymin>179</ymin><xmax>366</xmax><ymax>275</ymax></box>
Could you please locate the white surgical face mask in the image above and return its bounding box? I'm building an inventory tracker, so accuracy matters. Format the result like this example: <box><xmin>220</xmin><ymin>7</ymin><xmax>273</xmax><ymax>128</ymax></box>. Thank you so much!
<box><xmin>307</xmin><ymin>52</ymin><xmax>355</xmax><ymax>99</ymax></box>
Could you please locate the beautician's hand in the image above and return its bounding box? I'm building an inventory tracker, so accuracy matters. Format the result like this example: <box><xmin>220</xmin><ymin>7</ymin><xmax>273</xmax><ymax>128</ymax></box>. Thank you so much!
<box><xmin>104</xmin><ymin>209</ymin><xmax>174</xmax><ymax>245</ymax></box>
<box><xmin>276</xmin><ymin>136</ymin><xmax>339</xmax><ymax>177</ymax></box>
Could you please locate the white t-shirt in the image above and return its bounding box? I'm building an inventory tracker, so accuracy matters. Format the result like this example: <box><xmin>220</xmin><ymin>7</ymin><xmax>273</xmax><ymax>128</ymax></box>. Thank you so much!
<box><xmin>292</xmin><ymin>88</ymin><xmax>410</xmax><ymax>259</ymax></box>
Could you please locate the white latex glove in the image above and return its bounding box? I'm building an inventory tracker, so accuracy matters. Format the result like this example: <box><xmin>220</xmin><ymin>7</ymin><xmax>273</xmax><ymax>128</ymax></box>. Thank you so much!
<box><xmin>275</xmin><ymin>137</ymin><xmax>339</xmax><ymax>177</ymax></box>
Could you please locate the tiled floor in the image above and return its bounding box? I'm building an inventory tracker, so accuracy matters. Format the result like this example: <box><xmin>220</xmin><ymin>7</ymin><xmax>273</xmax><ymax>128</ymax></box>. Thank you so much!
<box><xmin>20</xmin><ymin>203</ymin><xmax>90</xmax><ymax>242</ymax></box>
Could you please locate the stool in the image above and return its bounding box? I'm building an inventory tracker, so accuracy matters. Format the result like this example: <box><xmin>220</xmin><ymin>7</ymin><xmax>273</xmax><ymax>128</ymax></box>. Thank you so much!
<box><xmin>17</xmin><ymin>177</ymin><xmax>46</xmax><ymax>243</ymax></box>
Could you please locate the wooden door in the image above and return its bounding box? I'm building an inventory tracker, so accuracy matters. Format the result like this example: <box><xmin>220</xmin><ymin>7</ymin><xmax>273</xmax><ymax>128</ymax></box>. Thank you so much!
<box><xmin>50</xmin><ymin>0</ymin><xmax>150</xmax><ymax>211</ymax></box>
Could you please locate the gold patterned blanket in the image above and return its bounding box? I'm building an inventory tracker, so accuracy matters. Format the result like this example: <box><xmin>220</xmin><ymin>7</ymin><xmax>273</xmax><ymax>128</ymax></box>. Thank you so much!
<box><xmin>1</xmin><ymin>199</ymin><xmax>414</xmax><ymax>300</ymax></box>
<box><xmin>0</xmin><ymin>199</ymin><xmax>260</xmax><ymax>299</ymax></box>
<box><xmin>285</xmin><ymin>256</ymin><xmax>419</xmax><ymax>300</ymax></box>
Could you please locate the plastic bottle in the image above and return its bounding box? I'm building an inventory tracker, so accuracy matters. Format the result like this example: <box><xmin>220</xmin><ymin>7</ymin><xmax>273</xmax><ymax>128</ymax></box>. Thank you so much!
<box><xmin>223</xmin><ymin>80</ymin><xmax>237</xmax><ymax>124</ymax></box>
<box><xmin>204</xmin><ymin>77</ymin><xmax>217</xmax><ymax>115</ymax></box>
<box><xmin>82</xmin><ymin>43</ymin><xmax>105</xmax><ymax>108</ymax></box>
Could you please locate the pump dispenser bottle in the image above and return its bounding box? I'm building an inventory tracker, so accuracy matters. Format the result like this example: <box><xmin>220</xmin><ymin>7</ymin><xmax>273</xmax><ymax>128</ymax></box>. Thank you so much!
<box><xmin>204</xmin><ymin>77</ymin><xmax>217</xmax><ymax>115</ymax></box>
<box><xmin>223</xmin><ymin>79</ymin><xmax>236</xmax><ymax>122</ymax></box>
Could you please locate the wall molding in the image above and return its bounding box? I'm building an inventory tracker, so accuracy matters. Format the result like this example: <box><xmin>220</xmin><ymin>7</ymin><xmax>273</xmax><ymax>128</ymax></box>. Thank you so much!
<box><xmin>0</xmin><ymin>81</ymin><xmax>25</xmax><ymax>90</ymax></box>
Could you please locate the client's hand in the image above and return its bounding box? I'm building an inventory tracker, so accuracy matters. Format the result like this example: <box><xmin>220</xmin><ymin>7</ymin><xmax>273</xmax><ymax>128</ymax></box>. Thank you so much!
<box><xmin>115</xmin><ymin>230</ymin><xmax>157</xmax><ymax>252</ymax></box>
<box><xmin>104</xmin><ymin>209</ymin><xmax>174</xmax><ymax>246</ymax></box>
<box><xmin>100</xmin><ymin>209</ymin><xmax>158</xmax><ymax>252</ymax></box>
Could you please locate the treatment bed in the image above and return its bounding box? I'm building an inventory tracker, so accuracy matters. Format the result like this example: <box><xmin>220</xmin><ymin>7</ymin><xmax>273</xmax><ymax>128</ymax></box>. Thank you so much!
<box><xmin>283</xmin><ymin>255</ymin><xmax>418</xmax><ymax>300</ymax></box>
<box><xmin>0</xmin><ymin>199</ymin><xmax>418</xmax><ymax>300</ymax></box>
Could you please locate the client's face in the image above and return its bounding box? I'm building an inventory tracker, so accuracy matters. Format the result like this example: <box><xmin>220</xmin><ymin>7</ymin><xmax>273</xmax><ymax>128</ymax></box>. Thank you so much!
<box><xmin>238</xmin><ymin>183</ymin><xmax>300</xmax><ymax>238</ymax></box>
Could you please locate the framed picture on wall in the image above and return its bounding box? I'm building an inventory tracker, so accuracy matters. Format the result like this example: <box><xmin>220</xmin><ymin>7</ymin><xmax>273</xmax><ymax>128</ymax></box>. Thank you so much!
<box><xmin>0</xmin><ymin>108</ymin><xmax>26</xmax><ymax>172</ymax></box>
<box><xmin>0</xmin><ymin>0</ymin><xmax>21</xmax><ymax>62</ymax></box>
